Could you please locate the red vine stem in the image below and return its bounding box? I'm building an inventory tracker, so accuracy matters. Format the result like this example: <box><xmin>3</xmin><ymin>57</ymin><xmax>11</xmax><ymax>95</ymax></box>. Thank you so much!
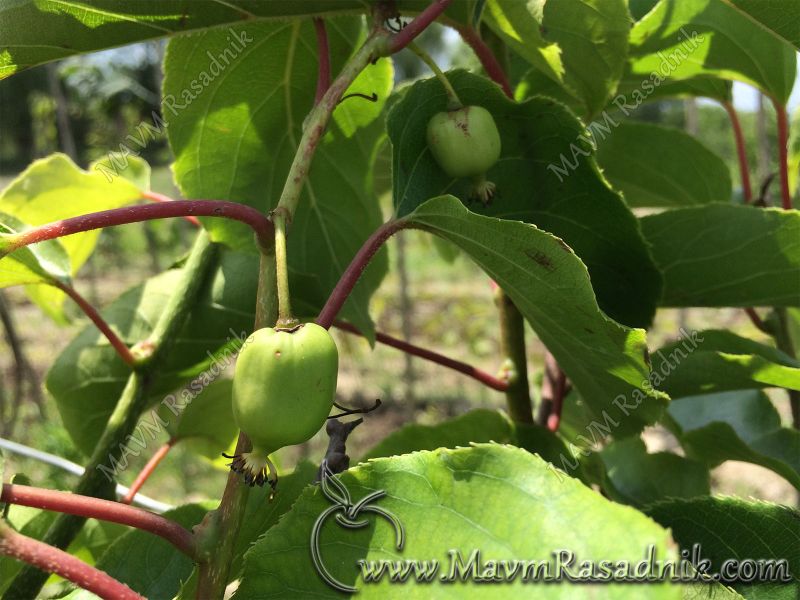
<box><xmin>744</xmin><ymin>307</ymin><xmax>771</xmax><ymax>334</ymax></box>
<box><xmin>722</xmin><ymin>101</ymin><xmax>753</xmax><ymax>203</ymax></box>
<box><xmin>144</xmin><ymin>191</ymin><xmax>201</xmax><ymax>226</ymax></box>
<box><xmin>1</xmin><ymin>483</ymin><xmax>196</xmax><ymax>558</ymax></box>
<box><xmin>770</xmin><ymin>96</ymin><xmax>794</xmax><ymax>210</ymax></box>
<box><xmin>387</xmin><ymin>0</ymin><xmax>453</xmax><ymax>53</ymax></box>
<box><xmin>55</xmin><ymin>281</ymin><xmax>136</xmax><ymax>366</ymax></box>
<box><xmin>333</xmin><ymin>319</ymin><xmax>509</xmax><ymax>392</ymax></box>
<box><xmin>4</xmin><ymin>199</ymin><xmax>273</xmax><ymax>253</ymax></box>
<box><xmin>452</xmin><ymin>24</ymin><xmax>513</xmax><ymax>98</ymax></box>
<box><xmin>313</xmin><ymin>17</ymin><xmax>331</xmax><ymax>106</ymax></box>
<box><xmin>121</xmin><ymin>438</ymin><xmax>178</xmax><ymax>505</ymax></box>
<box><xmin>547</xmin><ymin>364</ymin><xmax>568</xmax><ymax>432</ymax></box>
<box><xmin>0</xmin><ymin>522</ymin><xmax>144</xmax><ymax>600</ymax></box>
<box><xmin>316</xmin><ymin>219</ymin><xmax>409</xmax><ymax>328</ymax></box>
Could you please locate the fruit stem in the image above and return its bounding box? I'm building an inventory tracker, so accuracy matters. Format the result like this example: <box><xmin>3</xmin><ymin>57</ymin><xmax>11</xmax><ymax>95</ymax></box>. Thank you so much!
<box><xmin>408</xmin><ymin>41</ymin><xmax>462</xmax><ymax>110</ymax></box>
<box><xmin>272</xmin><ymin>209</ymin><xmax>296</xmax><ymax>328</ymax></box>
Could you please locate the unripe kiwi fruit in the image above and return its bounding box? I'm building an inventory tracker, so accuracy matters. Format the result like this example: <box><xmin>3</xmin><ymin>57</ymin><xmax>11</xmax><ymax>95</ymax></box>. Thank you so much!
<box><xmin>426</xmin><ymin>105</ymin><xmax>501</xmax><ymax>203</ymax></box>
<box><xmin>227</xmin><ymin>323</ymin><xmax>338</xmax><ymax>491</ymax></box>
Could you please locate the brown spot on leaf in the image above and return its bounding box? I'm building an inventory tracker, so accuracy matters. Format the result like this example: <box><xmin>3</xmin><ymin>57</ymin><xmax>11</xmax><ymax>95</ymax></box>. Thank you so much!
<box><xmin>525</xmin><ymin>249</ymin><xmax>555</xmax><ymax>272</ymax></box>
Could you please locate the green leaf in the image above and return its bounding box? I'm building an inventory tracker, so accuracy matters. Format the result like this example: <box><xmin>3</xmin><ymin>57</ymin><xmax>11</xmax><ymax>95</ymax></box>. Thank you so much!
<box><xmin>406</xmin><ymin>196</ymin><xmax>667</xmax><ymax>436</ymax></box>
<box><xmin>726</xmin><ymin>0</ymin><xmax>800</xmax><ymax>50</ymax></box>
<box><xmin>0</xmin><ymin>154</ymin><xmax>146</xmax><ymax>274</ymax></box>
<box><xmin>652</xmin><ymin>329</ymin><xmax>800</xmax><ymax>398</ymax></box>
<box><xmin>164</xmin><ymin>20</ymin><xmax>387</xmax><ymax>335</ymax></box>
<box><xmin>362</xmin><ymin>409</ymin><xmax>595</xmax><ymax>485</ymax></box>
<box><xmin>645</xmin><ymin>497</ymin><xmax>800</xmax><ymax>599</ymax></box>
<box><xmin>164</xmin><ymin>379</ymin><xmax>237</xmax><ymax>460</ymax></box>
<box><xmin>512</xmin><ymin>422</ymin><xmax>596</xmax><ymax>485</ymax></box>
<box><xmin>628</xmin><ymin>0</ymin><xmax>797</xmax><ymax>104</ymax></box>
<box><xmin>666</xmin><ymin>390</ymin><xmax>800</xmax><ymax>490</ymax></box>
<box><xmin>0</xmin><ymin>153</ymin><xmax>148</xmax><ymax>321</ymax></box>
<box><xmin>789</xmin><ymin>107</ymin><xmax>800</xmax><ymax>198</ymax></box>
<box><xmin>0</xmin><ymin>1</ymin><xmax>358</xmax><ymax>78</ymax></box>
<box><xmin>63</xmin><ymin>504</ymin><xmax>209</xmax><ymax>600</ymax></box>
<box><xmin>361</xmin><ymin>409</ymin><xmax>514</xmax><ymax>460</ymax></box>
<box><xmin>595</xmin><ymin>122</ymin><xmax>732</xmax><ymax>207</ymax></box>
<box><xmin>613</xmin><ymin>74</ymin><xmax>733</xmax><ymax>106</ymax></box>
<box><xmin>485</xmin><ymin>0</ymin><xmax>630</xmax><ymax>118</ymax></box>
<box><xmin>0</xmin><ymin>1</ymin><xmax>476</xmax><ymax>78</ymax></box>
<box><xmin>333</xmin><ymin>52</ymin><xmax>394</xmax><ymax>138</ymax></box>
<box><xmin>628</xmin><ymin>0</ymin><xmax>659</xmax><ymax>21</ymax></box>
<box><xmin>389</xmin><ymin>70</ymin><xmax>662</xmax><ymax>328</ymax></box>
<box><xmin>599</xmin><ymin>437</ymin><xmax>710</xmax><ymax>506</ymax></box>
<box><xmin>47</xmin><ymin>250</ymin><xmax>258</xmax><ymax>455</ymax></box>
<box><xmin>640</xmin><ymin>205</ymin><xmax>800</xmax><ymax>307</ymax></box>
<box><xmin>0</xmin><ymin>211</ymin><xmax>70</xmax><ymax>287</ymax></box>
<box><xmin>236</xmin><ymin>444</ymin><xmax>680</xmax><ymax>598</ymax></box>
<box><xmin>513</xmin><ymin>67</ymin><xmax>583</xmax><ymax>113</ymax></box>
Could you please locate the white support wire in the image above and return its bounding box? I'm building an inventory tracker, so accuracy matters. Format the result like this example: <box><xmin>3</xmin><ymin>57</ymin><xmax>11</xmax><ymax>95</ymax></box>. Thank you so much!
<box><xmin>0</xmin><ymin>437</ymin><xmax>174</xmax><ymax>513</ymax></box>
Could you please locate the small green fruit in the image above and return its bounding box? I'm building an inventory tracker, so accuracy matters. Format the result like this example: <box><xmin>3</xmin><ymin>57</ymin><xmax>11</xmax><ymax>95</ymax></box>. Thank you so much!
<box><xmin>228</xmin><ymin>323</ymin><xmax>338</xmax><ymax>491</ymax></box>
<box><xmin>426</xmin><ymin>105</ymin><xmax>501</xmax><ymax>203</ymax></box>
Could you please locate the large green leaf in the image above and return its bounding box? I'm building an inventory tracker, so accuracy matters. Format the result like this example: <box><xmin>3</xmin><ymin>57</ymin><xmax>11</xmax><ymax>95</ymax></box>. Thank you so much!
<box><xmin>236</xmin><ymin>444</ymin><xmax>680</xmax><ymax>598</ymax></box>
<box><xmin>595</xmin><ymin>122</ymin><xmax>732</xmax><ymax>207</ymax></box>
<box><xmin>47</xmin><ymin>249</ymin><xmax>258</xmax><ymax>455</ymax></box>
<box><xmin>0</xmin><ymin>1</ymin><xmax>480</xmax><ymax>78</ymax></box>
<box><xmin>389</xmin><ymin>70</ymin><xmax>662</xmax><ymax>328</ymax></box>
<box><xmin>628</xmin><ymin>0</ymin><xmax>797</xmax><ymax>104</ymax></box>
<box><xmin>485</xmin><ymin>0</ymin><xmax>630</xmax><ymax>118</ymax></box>
<box><xmin>727</xmin><ymin>0</ymin><xmax>800</xmax><ymax>50</ymax></box>
<box><xmin>652</xmin><ymin>330</ymin><xmax>800</xmax><ymax>398</ymax></box>
<box><xmin>640</xmin><ymin>206</ymin><xmax>800</xmax><ymax>307</ymax></box>
<box><xmin>164</xmin><ymin>20</ymin><xmax>387</xmax><ymax>335</ymax></box>
<box><xmin>646</xmin><ymin>497</ymin><xmax>800</xmax><ymax>600</ymax></box>
<box><xmin>666</xmin><ymin>390</ymin><xmax>800</xmax><ymax>490</ymax></box>
<box><xmin>599</xmin><ymin>437</ymin><xmax>710</xmax><ymax>506</ymax></box>
<box><xmin>405</xmin><ymin>196</ymin><xmax>667</xmax><ymax>436</ymax></box>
